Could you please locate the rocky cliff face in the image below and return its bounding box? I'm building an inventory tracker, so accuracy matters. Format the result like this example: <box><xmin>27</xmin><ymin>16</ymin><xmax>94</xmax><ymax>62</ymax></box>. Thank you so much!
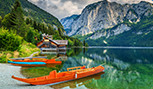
<box><xmin>88</xmin><ymin>24</ymin><xmax>131</xmax><ymax>39</ymax></box>
<box><xmin>61</xmin><ymin>0</ymin><xmax>153</xmax><ymax>37</ymax></box>
<box><xmin>60</xmin><ymin>15</ymin><xmax>80</xmax><ymax>33</ymax></box>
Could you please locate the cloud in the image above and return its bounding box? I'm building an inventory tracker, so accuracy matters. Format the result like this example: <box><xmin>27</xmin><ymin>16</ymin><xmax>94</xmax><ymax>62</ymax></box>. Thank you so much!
<box><xmin>108</xmin><ymin>0</ymin><xmax>153</xmax><ymax>4</ymax></box>
<box><xmin>28</xmin><ymin>0</ymin><xmax>153</xmax><ymax>19</ymax></box>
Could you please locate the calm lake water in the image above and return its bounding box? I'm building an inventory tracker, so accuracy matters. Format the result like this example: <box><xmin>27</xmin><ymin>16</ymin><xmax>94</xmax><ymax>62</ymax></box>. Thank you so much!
<box><xmin>21</xmin><ymin>48</ymin><xmax>153</xmax><ymax>89</ymax></box>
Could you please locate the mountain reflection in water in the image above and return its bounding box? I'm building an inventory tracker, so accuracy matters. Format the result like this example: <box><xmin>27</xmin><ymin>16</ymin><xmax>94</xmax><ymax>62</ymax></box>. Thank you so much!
<box><xmin>21</xmin><ymin>48</ymin><xmax>153</xmax><ymax>89</ymax></box>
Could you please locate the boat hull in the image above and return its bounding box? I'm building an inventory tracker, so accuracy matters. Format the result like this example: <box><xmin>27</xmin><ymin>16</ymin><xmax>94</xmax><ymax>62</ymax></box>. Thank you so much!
<box><xmin>10</xmin><ymin>63</ymin><xmax>46</xmax><ymax>67</ymax></box>
<box><xmin>48</xmin><ymin>69</ymin><xmax>104</xmax><ymax>86</ymax></box>
<box><xmin>8</xmin><ymin>61</ymin><xmax>46</xmax><ymax>65</ymax></box>
<box><xmin>12</xmin><ymin>65</ymin><xmax>104</xmax><ymax>85</ymax></box>
<box><xmin>8</xmin><ymin>59</ymin><xmax>62</xmax><ymax>67</ymax></box>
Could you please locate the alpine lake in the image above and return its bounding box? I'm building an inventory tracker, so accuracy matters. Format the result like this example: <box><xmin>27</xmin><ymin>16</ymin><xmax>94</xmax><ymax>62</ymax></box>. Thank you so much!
<box><xmin>20</xmin><ymin>47</ymin><xmax>153</xmax><ymax>89</ymax></box>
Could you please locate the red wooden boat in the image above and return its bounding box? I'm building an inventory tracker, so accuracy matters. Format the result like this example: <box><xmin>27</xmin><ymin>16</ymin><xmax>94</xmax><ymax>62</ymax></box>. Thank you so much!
<box><xmin>11</xmin><ymin>58</ymin><xmax>51</xmax><ymax>62</ymax></box>
<box><xmin>12</xmin><ymin>65</ymin><xmax>104</xmax><ymax>85</ymax></box>
<box><xmin>10</xmin><ymin>58</ymin><xmax>61</xmax><ymax>63</ymax></box>
<box><xmin>9</xmin><ymin>62</ymin><xmax>61</xmax><ymax>67</ymax></box>
<box><xmin>9</xmin><ymin>63</ymin><xmax>46</xmax><ymax>67</ymax></box>
<box><xmin>9</xmin><ymin>59</ymin><xmax>62</xmax><ymax>67</ymax></box>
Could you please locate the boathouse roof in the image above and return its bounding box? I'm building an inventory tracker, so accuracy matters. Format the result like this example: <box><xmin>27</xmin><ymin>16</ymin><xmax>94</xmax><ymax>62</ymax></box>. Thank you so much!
<box><xmin>53</xmin><ymin>40</ymin><xmax>68</xmax><ymax>45</ymax></box>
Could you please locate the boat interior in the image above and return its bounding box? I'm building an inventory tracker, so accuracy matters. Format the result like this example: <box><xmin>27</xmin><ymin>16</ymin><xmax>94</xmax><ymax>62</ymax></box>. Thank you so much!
<box><xmin>30</xmin><ymin>70</ymin><xmax>73</xmax><ymax>81</ymax></box>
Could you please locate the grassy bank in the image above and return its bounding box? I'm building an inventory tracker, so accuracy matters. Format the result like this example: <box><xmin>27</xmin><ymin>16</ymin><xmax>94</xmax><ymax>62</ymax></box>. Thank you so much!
<box><xmin>0</xmin><ymin>41</ymin><xmax>40</xmax><ymax>63</ymax></box>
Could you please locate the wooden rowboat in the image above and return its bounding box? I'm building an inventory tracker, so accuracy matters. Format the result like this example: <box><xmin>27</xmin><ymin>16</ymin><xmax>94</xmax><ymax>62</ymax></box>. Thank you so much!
<box><xmin>12</xmin><ymin>65</ymin><xmax>104</xmax><ymax>85</ymax></box>
<box><xmin>8</xmin><ymin>59</ymin><xmax>62</xmax><ymax>67</ymax></box>
<box><xmin>10</xmin><ymin>58</ymin><xmax>52</xmax><ymax>62</ymax></box>
<box><xmin>9</xmin><ymin>63</ymin><xmax>61</xmax><ymax>67</ymax></box>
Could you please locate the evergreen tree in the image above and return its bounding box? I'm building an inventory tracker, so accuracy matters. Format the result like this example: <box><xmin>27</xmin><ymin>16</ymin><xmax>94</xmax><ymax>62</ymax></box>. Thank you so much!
<box><xmin>58</xmin><ymin>28</ymin><xmax>63</xmax><ymax>36</ymax></box>
<box><xmin>0</xmin><ymin>16</ymin><xmax>2</xmax><ymax>27</ymax></box>
<box><xmin>39</xmin><ymin>32</ymin><xmax>42</xmax><ymax>41</ymax></box>
<box><xmin>2</xmin><ymin>0</ymin><xmax>26</xmax><ymax>36</ymax></box>
<box><xmin>2</xmin><ymin>13</ymin><xmax>13</xmax><ymax>29</ymax></box>
<box><xmin>11</xmin><ymin>0</ymin><xmax>25</xmax><ymax>33</ymax></box>
<box><xmin>26</xmin><ymin>29</ymin><xmax>34</xmax><ymax>43</ymax></box>
<box><xmin>33</xmin><ymin>20</ymin><xmax>37</xmax><ymax>29</ymax></box>
<box><xmin>48</xmin><ymin>24</ymin><xmax>55</xmax><ymax>35</ymax></box>
<box><xmin>26</xmin><ymin>18</ymin><xmax>30</xmax><ymax>24</ymax></box>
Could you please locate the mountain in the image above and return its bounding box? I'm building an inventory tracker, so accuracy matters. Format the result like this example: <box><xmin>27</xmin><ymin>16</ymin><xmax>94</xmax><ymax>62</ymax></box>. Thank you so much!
<box><xmin>60</xmin><ymin>0</ymin><xmax>153</xmax><ymax>46</ymax></box>
<box><xmin>61</xmin><ymin>0</ymin><xmax>153</xmax><ymax>36</ymax></box>
<box><xmin>86</xmin><ymin>15</ymin><xmax>153</xmax><ymax>46</ymax></box>
<box><xmin>0</xmin><ymin>0</ymin><xmax>63</xmax><ymax>29</ymax></box>
<box><xmin>60</xmin><ymin>15</ymin><xmax>80</xmax><ymax>34</ymax></box>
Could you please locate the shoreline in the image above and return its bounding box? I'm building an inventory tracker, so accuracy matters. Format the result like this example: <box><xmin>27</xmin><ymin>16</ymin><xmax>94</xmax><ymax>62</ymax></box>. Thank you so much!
<box><xmin>71</xmin><ymin>46</ymin><xmax>153</xmax><ymax>49</ymax></box>
<box><xmin>0</xmin><ymin>63</ymin><xmax>52</xmax><ymax>89</ymax></box>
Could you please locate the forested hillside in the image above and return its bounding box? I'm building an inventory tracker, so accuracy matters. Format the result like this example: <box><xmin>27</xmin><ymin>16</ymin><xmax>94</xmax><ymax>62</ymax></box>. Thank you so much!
<box><xmin>0</xmin><ymin>0</ymin><xmax>63</xmax><ymax>29</ymax></box>
<box><xmin>0</xmin><ymin>0</ymin><xmax>86</xmax><ymax>63</ymax></box>
<box><xmin>0</xmin><ymin>0</ymin><xmax>85</xmax><ymax>50</ymax></box>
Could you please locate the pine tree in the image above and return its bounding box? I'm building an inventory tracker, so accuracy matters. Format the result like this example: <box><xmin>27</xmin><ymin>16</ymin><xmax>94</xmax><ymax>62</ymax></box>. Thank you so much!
<box><xmin>33</xmin><ymin>20</ymin><xmax>37</xmax><ymax>29</ymax></box>
<box><xmin>26</xmin><ymin>18</ymin><xmax>30</xmax><ymax>24</ymax></box>
<box><xmin>58</xmin><ymin>28</ymin><xmax>64</xmax><ymax>36</ymax></box>
<box><xmin>0</xmin><ymin>16</ymin><xmax>3</xmax><ymax>27</ymax></box>
<box><xmin>11</xmin><ymin>0</ymin><xmax>25</xmax><ymax>36</ymax></box>
<box><xmin>2</xmin><ymin>13</ymin><xmax>13</xmax><ymax>29</ymax></box>
<box><xmin>2</xmin><ymin>0</ymin><xmax>26</xmax><ymax>36</ymax></box>
<box><xmin>48</xmin><ymin>24</ymin><xmax>55</xmax><ymax>35</ymax></box>
<box><xmin>26</xmin><ymin>29</ymin><xmax>34</xmax><ymax>43</ymax></box>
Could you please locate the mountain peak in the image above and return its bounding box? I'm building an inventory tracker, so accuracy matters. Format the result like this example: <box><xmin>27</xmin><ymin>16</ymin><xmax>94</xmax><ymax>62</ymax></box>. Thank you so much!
<box><xmin>139</xmin><ymin>1</ymin><xmax>150</xmax><ymax>4</ymax></box>
<box><xmin>61</xmin><ymin>0</ymin><xmax>153</xmax><ymax>36</ymax></box>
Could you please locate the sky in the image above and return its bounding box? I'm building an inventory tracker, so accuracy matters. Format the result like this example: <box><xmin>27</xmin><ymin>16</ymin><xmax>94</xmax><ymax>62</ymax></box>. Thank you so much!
<box><xmin>28</xmin><ymin>0</ymin><xmax>153</xmax><ymax>19</ymax></box>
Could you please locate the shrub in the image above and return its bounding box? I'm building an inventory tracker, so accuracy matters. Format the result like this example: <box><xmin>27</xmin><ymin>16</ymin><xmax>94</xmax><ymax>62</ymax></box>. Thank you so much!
<box><xmin>0</xmin><ymin>28</ymin><xmax>22</xmax><ymax>51</ymax></box>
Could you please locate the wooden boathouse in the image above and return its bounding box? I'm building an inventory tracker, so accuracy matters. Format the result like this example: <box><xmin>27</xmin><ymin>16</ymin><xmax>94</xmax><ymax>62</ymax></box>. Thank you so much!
<box><xmin>37</xmin><ymin>34</ymin><xmax>68</xmax><ymax>52</ymax></box>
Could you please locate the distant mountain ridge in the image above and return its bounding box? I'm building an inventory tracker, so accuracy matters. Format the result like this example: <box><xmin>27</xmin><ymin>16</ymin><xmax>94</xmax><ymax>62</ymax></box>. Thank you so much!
<box><xmin>0</xmin><ymin>0</ymin><xmax>63</xmax><ymax>29</ymax></box>
<box><xmin>61</xmin><ymin>0</ymin><xmax>153</xmax><ymax>46</ymax></box>
<box><xmin>60</xmin><ymin>15</ymin><xmax>80</xmax><ymax>33</ymax></box>
<box><xmin>61</xmin><ymin>0</ymin><xmax>153</xmax><ymax>36</ymax></box>
<box><xmin>86</xmin><ymin>15</ymin><xmax>153</xmax><ymax>46</ymax></box>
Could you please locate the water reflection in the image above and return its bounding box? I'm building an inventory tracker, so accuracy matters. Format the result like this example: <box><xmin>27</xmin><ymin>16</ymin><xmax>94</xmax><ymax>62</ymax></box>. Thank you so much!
<box><xmin>60</xmin><ymin>48</ymin><xmax>153</xmax><ymax>89</ymax></box>
<box><xmin>20</xmin><ymin>53</ymin><xmax>67</xmax><ymax>78</ymax></box>
<box><xmin>20</xmin><ymin>48</ymin><xmax>153</xmax><ymax>89</ymax></box>
<box><xmin>51</xmin><ymin>72</ymin><xmax>104</xmax><ymax>89</ymax></box>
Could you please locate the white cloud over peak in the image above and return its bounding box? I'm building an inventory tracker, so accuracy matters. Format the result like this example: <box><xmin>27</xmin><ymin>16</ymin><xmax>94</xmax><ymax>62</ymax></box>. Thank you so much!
<box><xmin>28</xmin><ymin>0</ymin><xmax>153</xmax><ymax>19</ymax></box>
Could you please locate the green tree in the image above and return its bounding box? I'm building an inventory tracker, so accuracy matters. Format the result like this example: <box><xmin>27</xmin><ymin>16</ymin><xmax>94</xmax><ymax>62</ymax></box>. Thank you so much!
<box><xmin>0</xmin><ymin>28</ymin><xmax>22</xmax><ymax>51</ymax></box>
<box><xmin>48</xmin><ymin>24</ymin><xmax>55</xmax><ymax>35</ymax></box>
<box><xmin>33</xmin><ymin>20</ymin><xmax>37</xmax><ymax>29</ymax></box>
<box><xmin>1</xmin><ymin>13</ymin><xmax>12</xmax><ymax>29</ymax></box>
<box><xmin>68</xmin><ymin>39</ymin><xmax>74</xmax><ymax>47</ymax></box>
<box><xmin>26</xmin><ymin>29</ymin><xmax>35</xmax><ymax>43</ymax></box>
<box><xmin>2</xmin><ymin>0</ymin><xmax>26</xmax><ymax>36</ymax></box>
<box><xmin>58</xmin><ymin>28</ymin><xmax>63</xmax><ymax>36</ymax></box>
<box><xmin>11</xmin><ymin>0</ymin><xmax>25</xmax><ymax>36</ymax></box>
<box><xmin>39</xmin><ymin>31</ymin><xmax>42</xmax><ymax>41</ymax></box>
<box><xmin>0</xmin><ymin>16</ymin><xmax>2</xmax><ymax>27</ymax></box>
<box><xmin>26</xmin><ymin>18</ymin><xmax>30</xmax><ymax>24</ymax></box>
